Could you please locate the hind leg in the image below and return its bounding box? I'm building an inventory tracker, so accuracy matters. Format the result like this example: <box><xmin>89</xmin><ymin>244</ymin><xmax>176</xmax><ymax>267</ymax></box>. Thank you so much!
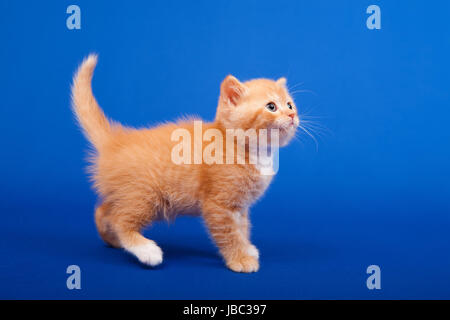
<box><xmin>107</xmin><ymin>200</ymin><xmax>163</xmax><ymax>267</ymax></box>
<box><xmin>95</xmin><ymin>202</ymin><xmax>120</xmax><ymax>248</ymax></box>
<box><xmin>116</xmin><ymin>229</ymin><xmax>163</xmax><ymax>267</ymax></box>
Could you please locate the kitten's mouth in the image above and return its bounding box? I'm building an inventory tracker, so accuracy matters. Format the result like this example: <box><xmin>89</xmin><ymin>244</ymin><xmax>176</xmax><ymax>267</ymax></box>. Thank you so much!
<box><xmin>279</xmin><ymin>125</ymin><xmax>293</xmax><ymax>135</ymax></box>
<box><xmin>283</xmin><ymin>121</ymin><xmax>297</xmax><ymax>130</ymax></box>
<box><xmin>270</xmin><ymin>121</ymin><xmax>297</xmax><ymax>140</ymax></box>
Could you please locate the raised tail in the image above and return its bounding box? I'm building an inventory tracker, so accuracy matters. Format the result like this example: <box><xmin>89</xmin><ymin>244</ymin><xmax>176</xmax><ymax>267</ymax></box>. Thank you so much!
<box><xmin>71</xmin><ymin>54</ymin><xmax>111</xmax><ymax>148</ymax></box>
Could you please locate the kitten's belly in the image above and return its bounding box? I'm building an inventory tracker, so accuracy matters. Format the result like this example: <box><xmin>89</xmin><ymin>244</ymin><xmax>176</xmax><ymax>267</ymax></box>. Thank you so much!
<box><xmin>177</xmin><ymin>206</ymin><xmax>202</xmax><ymax>216</ymax></box>
<box><xmin>154</xmin><ymin>200</ymin><xmax>201</xmax><ymax>220</ymax></box>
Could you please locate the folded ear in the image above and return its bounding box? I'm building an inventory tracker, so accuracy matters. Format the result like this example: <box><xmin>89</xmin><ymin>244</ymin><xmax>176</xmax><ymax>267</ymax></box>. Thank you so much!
<box><xmin>220</xmin><ymin>75</ymin><xmax>247</xmax><ymax>106</ymax></box>
<box><xmin>276</xmin><ymin>77</ymin><xmax>287</xmax><ymax>87</ymax></box>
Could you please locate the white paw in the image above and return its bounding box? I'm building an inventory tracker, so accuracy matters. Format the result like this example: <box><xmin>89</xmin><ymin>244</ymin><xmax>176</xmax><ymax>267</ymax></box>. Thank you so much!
<box><xmin>127</xmin><ymin>242</ymin><xmax>163</xmax><ymax>267</ymax></box>
<box><xmin>246</xmin><ymin>244</ymin><xmax>259</xmax><ymax>259</ymax></box>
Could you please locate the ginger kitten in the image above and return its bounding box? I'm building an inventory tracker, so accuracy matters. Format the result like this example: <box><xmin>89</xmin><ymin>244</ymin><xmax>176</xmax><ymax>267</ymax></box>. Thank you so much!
<box><xmin>71</xmin><ymin>55</ymin><xmax>299</xmax><ymax>272</ymax></box>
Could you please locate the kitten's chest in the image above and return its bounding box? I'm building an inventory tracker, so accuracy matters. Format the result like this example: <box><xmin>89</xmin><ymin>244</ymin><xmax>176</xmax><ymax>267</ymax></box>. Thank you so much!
<box><xmin>235</xmin><ymin>166</ymin><xmax>274</xmax><ymax>208</ymax></box>
<box><xmin>252</xmin><ymin>174</ymin><xmax>273</xmax><ymax>200</ymax></box>
<box><xmin>252</xmin><ymin>154</ymin><xmax>275</xmax><ymax>193</ymax></box>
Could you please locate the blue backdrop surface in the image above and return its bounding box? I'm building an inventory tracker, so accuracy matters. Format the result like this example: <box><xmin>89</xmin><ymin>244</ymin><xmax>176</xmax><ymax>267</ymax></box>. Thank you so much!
<box><xmin>0</xmin><ymin>0</ymin><xmax>449</xmax><ymax>299</ymax></box>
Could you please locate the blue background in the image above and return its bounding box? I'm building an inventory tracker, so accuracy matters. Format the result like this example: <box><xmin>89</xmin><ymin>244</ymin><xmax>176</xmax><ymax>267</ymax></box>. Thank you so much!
<box><xmin>0</xmin><ymin>0</ymin><xmax>449</xmax><ymax>299</ymax></box>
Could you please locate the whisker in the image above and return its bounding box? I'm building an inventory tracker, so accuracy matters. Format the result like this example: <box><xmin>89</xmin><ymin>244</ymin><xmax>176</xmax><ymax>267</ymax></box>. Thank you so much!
<box><xmin>290</xmin><ymin>89</ymin><xmax>318</xmax><ymax>96</ymax></box>
<box><xmin>292</xmin><ymin>132</ymin><xmax>305</xmax><ymax>147</ymax></box>
<box><xmin>301</xmin><ymin>125</ymin><xmax>328</xmax><ymax>135</ymax></box>
<box><xmin>301</xmin><ymin>120</ymin><xmax>333</xmax><ymax>138</ymax></box>
<box><xmin>298</xmin><ymin>105</ymin><xmax>320</xmax><ymax>117</ymax></box>
<box><xmin>300</xmin><ymin>120</ymin><xmax>331</xmax><ymax>131</ymax></box>
<box><xmin>298</xmin><ymin>124</ymin><xmax>319</xmax><ymax>151</ymax></box>
<box><xmin>288</xmin><ymin>82</ymin><xmax>305</xmax><ymax>91</ymax></box>
<box><xmin>300</xmin><ymin>114</ymin><xmax>329</xmax><ymax>120</ymax></box>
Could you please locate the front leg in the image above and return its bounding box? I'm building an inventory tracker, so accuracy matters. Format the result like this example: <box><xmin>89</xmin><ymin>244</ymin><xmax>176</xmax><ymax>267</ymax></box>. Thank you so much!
<box><xmin>202</xmin><ymin>202</ymin><xmax>259</xmax><ymax>273</ymax></box>
<box><xmin>239</xmin><ymin>210</ymin><xmax>259</xmax><ymax>260</ymax></box>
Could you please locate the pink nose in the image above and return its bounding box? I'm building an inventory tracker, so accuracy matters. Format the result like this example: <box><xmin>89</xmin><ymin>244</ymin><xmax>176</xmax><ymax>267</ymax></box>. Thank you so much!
<box><xmin>288</xmin><ymin>114</ymin><xmax>295</xmax><ymax>119</ymax></box>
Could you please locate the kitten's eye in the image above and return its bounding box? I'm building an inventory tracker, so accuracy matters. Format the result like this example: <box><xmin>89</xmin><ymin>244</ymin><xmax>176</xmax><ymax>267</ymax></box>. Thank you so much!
<box><xmin>266</xmin><ymin>102</ymin><xmax>277</xmax><ymax>112</ymax></box>
<box><xmin>287</xmin><ymin>102</ymin><xmax>294</xmax><ymax>110</ymax></box>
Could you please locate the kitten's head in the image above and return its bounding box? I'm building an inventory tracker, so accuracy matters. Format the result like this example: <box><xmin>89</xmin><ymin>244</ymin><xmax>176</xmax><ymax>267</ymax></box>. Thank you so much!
<box><xmin>215</xmin><ymin>75</ymin><xmax>299</xmax><ymax>147</ymax></box>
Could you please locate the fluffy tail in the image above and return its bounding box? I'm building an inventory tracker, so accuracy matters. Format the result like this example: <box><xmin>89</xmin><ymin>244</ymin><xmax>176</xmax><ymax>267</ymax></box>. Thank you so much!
<box><xmin>71</xmin><ymin>54</ymin><xmax>111</xmax><ymax>148</ymax></box>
